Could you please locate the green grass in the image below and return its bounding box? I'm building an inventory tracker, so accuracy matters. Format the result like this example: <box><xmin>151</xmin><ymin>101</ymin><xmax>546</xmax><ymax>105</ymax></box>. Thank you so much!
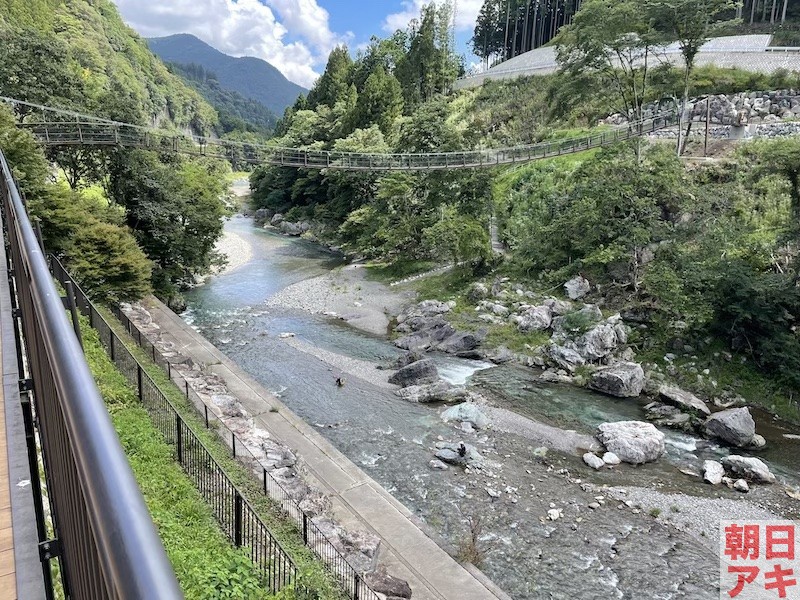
<box><xmin>82</xmin><ymin>320</ymin><xmax>273</xmax><ymax>599</ymax></box>
<box><xmin>93</xmin><ymin>306</ymin><xmax>345</xmax><ymax>599</ymax></box>
<box><xmin>363</xmin><ymin>259</ymin><xmax>438</xmax><ymax>283</ymax></box>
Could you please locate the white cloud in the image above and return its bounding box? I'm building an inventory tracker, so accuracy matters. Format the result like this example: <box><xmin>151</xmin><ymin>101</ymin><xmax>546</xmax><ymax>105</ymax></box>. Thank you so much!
<box><xmin>112</xmin><ymin>0</ymin><xmax>348</xmax><ymax>88</ymax></box>
<box><xmin>383</xmin><ymin>0</ymin><xmax>483</xmax><ymax>34</ymax></box>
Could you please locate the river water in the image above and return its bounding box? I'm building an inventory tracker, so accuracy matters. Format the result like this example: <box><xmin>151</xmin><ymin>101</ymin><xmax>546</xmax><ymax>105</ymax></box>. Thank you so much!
<box><xmin>184</xmin><ymin>216</ymin><xmax>800</xmax><ymax>600</ymax></box>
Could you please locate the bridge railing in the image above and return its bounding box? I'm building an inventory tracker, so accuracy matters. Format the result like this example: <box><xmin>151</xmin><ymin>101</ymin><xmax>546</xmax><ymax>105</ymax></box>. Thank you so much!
<box><xmin>18</xmin><ymin>109</ymin><xmax>678</xmax><ymax>171</ymax></box>
<box><xmin>0</xmin><ymin>151</ymin><xmax>183</xmax><ymax>598</ymax></box>
<box><xmin>50</xmin><ymin>257</ymin><xmax>381</xmax><ymax>600</ymax></box>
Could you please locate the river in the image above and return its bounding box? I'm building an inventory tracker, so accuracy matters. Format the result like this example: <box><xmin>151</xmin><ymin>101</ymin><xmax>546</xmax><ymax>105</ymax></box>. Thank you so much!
<box><xmin>184</xmin><ymin>216</ymin><xmax>800</xmax><ymax>600</ymax></box>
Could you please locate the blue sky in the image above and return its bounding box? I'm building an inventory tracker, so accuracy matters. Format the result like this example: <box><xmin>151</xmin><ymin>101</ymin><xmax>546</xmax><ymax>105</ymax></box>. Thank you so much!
<box><xmin>112</xmin><ymin>0</ymin><xmax>482</xmax><ymax>89</ymax></box>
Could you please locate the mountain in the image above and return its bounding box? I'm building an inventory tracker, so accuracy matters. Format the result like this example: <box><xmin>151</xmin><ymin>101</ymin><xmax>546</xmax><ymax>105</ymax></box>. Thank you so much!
<box><xmin>0</xmin><ymin>0</ymin><xmax>219</xmax><ymax>133</ymax></box>
<box><xmin>166</xmin><ymin>62</ymin><xmax>277</xmax><ymax>134</ymax></box>
<box><xmin>148</xmin><ymin>34</ymin><xmax>307</xmax><ymax>117</ymax></box>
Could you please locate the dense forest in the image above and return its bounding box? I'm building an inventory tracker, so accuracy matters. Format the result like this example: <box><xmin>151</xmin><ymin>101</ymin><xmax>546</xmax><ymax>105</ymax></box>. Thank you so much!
<box><xmin>166</xmin><ymin>62</ymin><xmax>278</xmax><ymax>134</ymax></box>
<box><xmin>0</xmin><ymin>0</ymin><xmax>230</xmax><ymax>308</ymax></box>
<box><xmin>251</xmin><ymin>0</ymin><xmax>799</xmax><ymax>412</ymax></box>
<box><xmin>472</xmin><ymin>0</ymin><xmax>800</xmax><ymax>67</ymax></box>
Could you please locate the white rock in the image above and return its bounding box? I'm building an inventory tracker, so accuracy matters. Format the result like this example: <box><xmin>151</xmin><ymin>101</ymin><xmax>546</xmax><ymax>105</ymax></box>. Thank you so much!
<box><xmin>441</xmin><ymin>403</ymin><xmax>490</xmax><ymax>430</ymax></box>
<box><xmin>278</xmin><ymin>332</ymin><xmax>296</xmax><ymax>339</ymax></box>
<box><xmin>583</xmin><ymin>453</ymin><xmax>605</xmax><ymax>470</ymax></box>
<box><xmin>703</xmin><ymin>460</ymin><xmax>725</xmax><ymax>485</ymax></box>
<box><xmin>564</xmin><ymin>276</ymin><xmax>591</xmax><ymax>300</ymax></box>
<box><xmin>547</xmin><ymin>508</ymin><xmax>563</xmax><ymax>521</ymax></box>
<box><xmin>602</xmin><ymin>452</ymin><xmax>621</xmax><ymax>466</ymax></box>
<box><xmin>596</xmin><ymin>421</ymin><xmax>665</xmax><ymax>464</ymax></box>
<box><xmin>721</xmin><ymin>455</ymin><xmax>776</xmax><ymax>484</ymax></box>
<box><xmin>734</xmin><ymin>479</ymin><xmax>750</xmax><ymax>493</ymax></box>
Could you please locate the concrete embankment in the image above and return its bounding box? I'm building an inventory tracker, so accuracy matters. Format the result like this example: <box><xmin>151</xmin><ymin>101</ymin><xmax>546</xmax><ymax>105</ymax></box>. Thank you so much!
<box><xmin>139</xmin><ymin>295</ymin><xmax>506</xmax><ymax>600</ymax></box>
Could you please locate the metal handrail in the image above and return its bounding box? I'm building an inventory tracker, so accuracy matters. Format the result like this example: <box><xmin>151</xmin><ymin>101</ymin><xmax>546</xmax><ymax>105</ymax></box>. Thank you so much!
<box><xmin>0</xmin><ymin>151</ymin><xmax>182</xmax><ymax>599</ymax></box>
<box><xmin>1</xmin><ymin>95</ymin><xmax>677</xmax><ymax>171</ymax></box>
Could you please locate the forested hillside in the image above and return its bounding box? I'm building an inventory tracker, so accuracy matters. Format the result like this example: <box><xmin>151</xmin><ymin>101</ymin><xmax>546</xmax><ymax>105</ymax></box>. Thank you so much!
<box><xmin>0</xmin><ymin>0</ymin><xmax>229</xmax><ymax>308</ymax></box>
<box><xmin>148</xmin><ymin>34</ymin><xmax>307</xmax><ymax>117</ymax></box>
<box><xmin>251</xmin><ymin>0</ymin><xmax>799</xmax><ymax>416</ymax></box>
<box><xmin>166</xmin><ymin>62</ymin><xmax>277</xmax><ymax>134</ymax></box>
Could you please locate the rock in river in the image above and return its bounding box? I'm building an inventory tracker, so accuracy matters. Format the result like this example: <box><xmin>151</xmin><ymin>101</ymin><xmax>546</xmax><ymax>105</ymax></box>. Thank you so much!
<box><xmin>596</xmin><ymin>421</ymin><xmax>665</xmax><ymax>464</ymax></box>
<box><xmin>721</xmin><ymin>455</ymin><xmax>776</xmax><ymax>484</ymax></box>
<box><xmin>441</xmin><ymin>403</ymin><xmax>490</xmax><ymax>429</ymax></box>
<box><xmin>659</xmin><ymin>385</ymin><xmax>711</xmax><ymax>416</ymax></box>
<box><xmin>588</xmin><ymin>363</ymin><xmax>645</xmax><ymax>398</ymax></box>
<box><xmin>703</xmin><ymin>460</ymin><xmax>725</xmax><ymax>485</ymax></box>
<box><xmin>434</xmin><ymin>441</ymin><xmax>483</xmax><ymax>467</ymax></box>
<box><xmin>703</xmin><ymin>407</ymin><xmax>756</xmax><ymax>447</ymax></box>
<box><xmin>396</xmin><ymin>381</ymin><xmax>467</xmax><ymax>403</ymax></box>
<box><xmin>583</xmin><ymin>453</ymin><xmax>605</xmax><ymax>470</ymax></box>
<box><xmin>388</xmin><ymin>359</ymin><xmax>438</xmax><ymax>388</ymax></box>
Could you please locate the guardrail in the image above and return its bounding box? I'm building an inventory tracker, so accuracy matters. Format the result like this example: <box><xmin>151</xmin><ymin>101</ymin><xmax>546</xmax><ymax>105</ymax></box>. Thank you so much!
<box><xmin>0</xmin><ymin>151</ymin><xmax>182</xmax><ymax>598</ymax></box>
<box><xmin>50</xmin><ymin>258</ymin><xmax>381</xmax><ymax>600</ymax></box>
<box><xmin>2</xmin><ymin>95</ymin><xmax>676</xmax><ymax>171</ymax></box>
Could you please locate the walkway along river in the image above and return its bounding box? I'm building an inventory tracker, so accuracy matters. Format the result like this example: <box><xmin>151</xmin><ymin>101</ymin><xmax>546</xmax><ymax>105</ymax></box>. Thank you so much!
<box><xmin>183</xmin><ymin>215</ymin><xmax>800</xmax><ymax>599</ymax></box>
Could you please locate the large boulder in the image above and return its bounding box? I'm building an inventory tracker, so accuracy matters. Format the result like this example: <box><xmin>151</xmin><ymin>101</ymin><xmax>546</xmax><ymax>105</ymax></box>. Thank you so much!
<box><xmin>721</xmin><ymin>455</ymin><xmax>776</xmax><ymax>484</ymax></box>
<box><xmin>544</xmin><ymin>344</ymin><xmax>586</xmax><ymax>372</ymax></box>
<box><xmin>659</xmin><ymin>385</ymin><xmax>711</xmax><ymax>416</ymax></box>
<box><xmin>564</xmin><ymin>275</ymin><xmax>591</xmax><ymax>300</ymax></box>
<box><xmin>703</xmin><ymin>460</ymin><xmax>725</xmax><ymax>485</ymax></box>
<box><xmin>576</xmin><ymin>320</ymin><xmax>620</xmax><ymax>361</ymax></box>
<box><xmin>441</xmin><ymin>403</ymin><xmax>490</xmax><ymax>429</ymax></box>
<box><xmin>596</xmin><ymin>421</ymin><xmax>665</xmax><ymax>464</ymax></box>
<box><xmin>703</xmin><ymin>407</ymin><xmax>756</xmax><ymax>447</ymax></box>
<box><xmin>434</xmin><ymin>441</ymin><xmax>483</xmax><ymax>467</ymax></box>
<box><xmin>388</xmin><ymin>359</ymin><xmax>438</xmax><ymax>388</ymax></box>
<box><xmin>542</xmin><ymin>297</ymin><xmax>574</xmax><ymax>316</ymax></box>
<box><xmin>512</xmin><ymin>305</ymin><xmax>552</xmax><ymax>332</ymax></box>
<box><xmin>396</xmin><ymin>381</ymin><xmax>468</xmax><ymax>403</ymax></box>
<box><xmin>588</xmin><ymin>363</ymin><xmax>645</xmax><ymax>398</ymax></box>
<box><xmin>364</xmin><ymin>567</ymin><xmax>412</xmax><ymax>599</ymax></box>
<box><xmin>438</xmin><ymin>331</ymin><xmax>483</xmax><ymax>354</ymax></box>
<box><xmin>394</xmin><ymin>318</ymin><xmax>456</xmax><ymax>352</ymax></box>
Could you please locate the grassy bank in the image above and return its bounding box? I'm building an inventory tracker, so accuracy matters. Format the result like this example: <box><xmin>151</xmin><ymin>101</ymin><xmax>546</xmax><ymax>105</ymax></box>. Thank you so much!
<box><xmin>82</xmin><ymin>321</ymin><xmax>273</xmax><ymax>599</ymax></box>
<box><xmin>94</xmin><ymin>306</ymin><xmax>344</xmax><ymax>598</ymax></box>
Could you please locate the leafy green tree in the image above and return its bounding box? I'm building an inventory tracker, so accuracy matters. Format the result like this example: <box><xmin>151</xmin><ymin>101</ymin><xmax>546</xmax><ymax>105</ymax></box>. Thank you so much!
<box><xmin>108</xmin><ymin>151</ymin><xmax>225</xmax><ymax>294</ymax></box>
<box><xmin>307</xmin><ymin>46</ymin><xmax>353</xmax><ymax>109</ymax></box>
<box><xmin>423</xmin><ymin>205</ymin><xmax>491</xmax><ymax>267</ymax></box>
<box><xmin>556</xmin><ymin>0</ymin><xmax>658</xmax><ymax>122</ymax></box>
<box><xmin>351</xmin><ymin>67</ymin><xmax>404</xmax><ymax>137</ymax></box>
<box><xmin>66</xmin><ymin>220</ymin><xmax>152</xmax><ymax>302</ymax></box>
<box><xmin>647</xmin><ymin>0</ymin><xmax>740</xmax><ymax>152</ymax></box>
<box><xmin>739</xmin><ymin>138</ymin><xmax>800</xmax><ymax>223</ymax></box>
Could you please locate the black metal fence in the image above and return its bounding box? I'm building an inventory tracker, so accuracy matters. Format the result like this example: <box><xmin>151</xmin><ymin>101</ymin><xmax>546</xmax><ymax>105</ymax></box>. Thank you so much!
<box><xmin>0</xmin><ymin>151</ymin><xmax>183</xmax><ymax>598</ymax></box>
<box><xmin>50</xmin><ymin>258</ymin><xmax>380</xmax><ymax>600</ymax></box>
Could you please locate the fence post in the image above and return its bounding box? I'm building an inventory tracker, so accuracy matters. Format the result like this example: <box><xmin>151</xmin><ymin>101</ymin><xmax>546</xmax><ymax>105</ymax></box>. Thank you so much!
<box><xmin>204</xmin><ymin>405</ymin><xmax>209</xmax><ymax>429</ymax></box>
<box><xmin>152</xmin><ymin>345</ymin><xmax>156</xmax><ymax>363</ymax></box>
<box><xmin>234</xmin><ymin>492</ymin><xmax>243</xmax><ymax>547</ymax></box>
<box><xmin>64</xmin><ymin>281</ymin><xmax>83</xmax><ymax>350</ymax></box>
<box><xmin>175</xmin><ymin>412</ymin><xmax>183</xmax><ymax>465</ymax></box>
<box><xmin>232</xmin><ymin>433</ymin><xmax>236</xmax><ymax>458</ymax></box>
<box><xmin>302</xmin><ymin>512</ymin><xmax>308</xmax><ymax>545</ymax></box>
<box><xmin>185</xmin><ymin>381</ymin><xmax>189</xmax><ymax>399</ymax></box>
<box><xmin>354</xmin><ymin>573</ymin><xmax>361</xmax><ymax>600</ymax></box>
<box><xmin>137</xmin><ymin>365</ymin><xmax>143</xmax><ymax>402</ymax></box>
<box><xmin>263</xmin><ymin>468</ymin><xmax>267</xmax><ymax>496</ymax></box>
<box><xmin>110</xmin><ymin>333</ymin><xmax>115</xmax><ymax>361</ymax></box>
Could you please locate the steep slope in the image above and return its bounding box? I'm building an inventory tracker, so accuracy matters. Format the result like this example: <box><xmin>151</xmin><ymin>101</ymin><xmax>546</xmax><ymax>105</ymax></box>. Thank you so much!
<box><xmin>0</xmin><ymin>0</ymin><xmax>219</xmax><ymax>132</ymax></box>
<box><xmin>148</xmin><ymin>34</ymin><xmax>307</xmax><ymax>116</ymax></box>
<box><xmin>166</xmin><ymin>62</ymin><xmax>277</xmax><ymax>134</ymax></box>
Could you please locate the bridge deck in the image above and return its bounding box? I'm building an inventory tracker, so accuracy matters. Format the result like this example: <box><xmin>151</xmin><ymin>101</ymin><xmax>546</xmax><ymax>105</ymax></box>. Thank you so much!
<box><xmin>0</xmin><ymin>344</ymin><xmax>16</xmax><ymax>600</ymax></box>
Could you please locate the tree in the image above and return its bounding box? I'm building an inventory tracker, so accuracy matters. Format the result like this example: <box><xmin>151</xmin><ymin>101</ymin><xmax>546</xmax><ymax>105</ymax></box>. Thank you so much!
<box><xmin>740</xmin><ymin>138</ymin><xmax>800</xmax><ymax>224</ymax></box>
<box><xmin>423</xmin><ymin>205</ymin><xmax>491</xmax><ymax>267</ymax></box>
<box><xmin>307</xmin><ymin>46</ymin><xmax>353</xmax><ymax>110</ymax></box>
<box><xmin>66</xmin><ymin>220</ymin><xmax>152</xmax><ymax>302</ymax></box>
<box><xmin>108</xmin><ymin>150</ymin><xmax>225</xmax><ymax>294</ymax></box>
<box><xmin>351</xmin><ymin>67</ymin><xmax>404</xmax><ymax>137</ymax></box>
<box><xmin>556</xmin><ymin>0</ymin><xmax>658</xmax><ymax>123</ymax></box>
<box><xmin>647</xmin><ymin>0</ymin><xmax>740</xmax><ymax>153</ymax></box>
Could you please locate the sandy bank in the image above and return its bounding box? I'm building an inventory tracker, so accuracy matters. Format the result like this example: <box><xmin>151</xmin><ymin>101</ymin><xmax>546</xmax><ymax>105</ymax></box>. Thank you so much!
<box><xmin>266</xmin><ymin>264</ymin><xmax>416</xmax><ymax>336</ymax></box>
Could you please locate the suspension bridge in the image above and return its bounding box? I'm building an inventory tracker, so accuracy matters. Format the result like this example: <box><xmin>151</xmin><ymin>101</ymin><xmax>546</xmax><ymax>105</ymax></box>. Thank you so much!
<box><xmin>2</xmin><ymin>96</ymin><xmax>678</xmax><ymax>171</ymax></box>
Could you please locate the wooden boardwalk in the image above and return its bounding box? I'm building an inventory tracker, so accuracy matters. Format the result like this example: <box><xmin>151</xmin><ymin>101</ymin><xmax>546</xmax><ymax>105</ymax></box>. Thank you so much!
<box><xmin>0</xmin><ymin>341</ymin><xmax>16</xmax><ymax>599</ymax></box>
